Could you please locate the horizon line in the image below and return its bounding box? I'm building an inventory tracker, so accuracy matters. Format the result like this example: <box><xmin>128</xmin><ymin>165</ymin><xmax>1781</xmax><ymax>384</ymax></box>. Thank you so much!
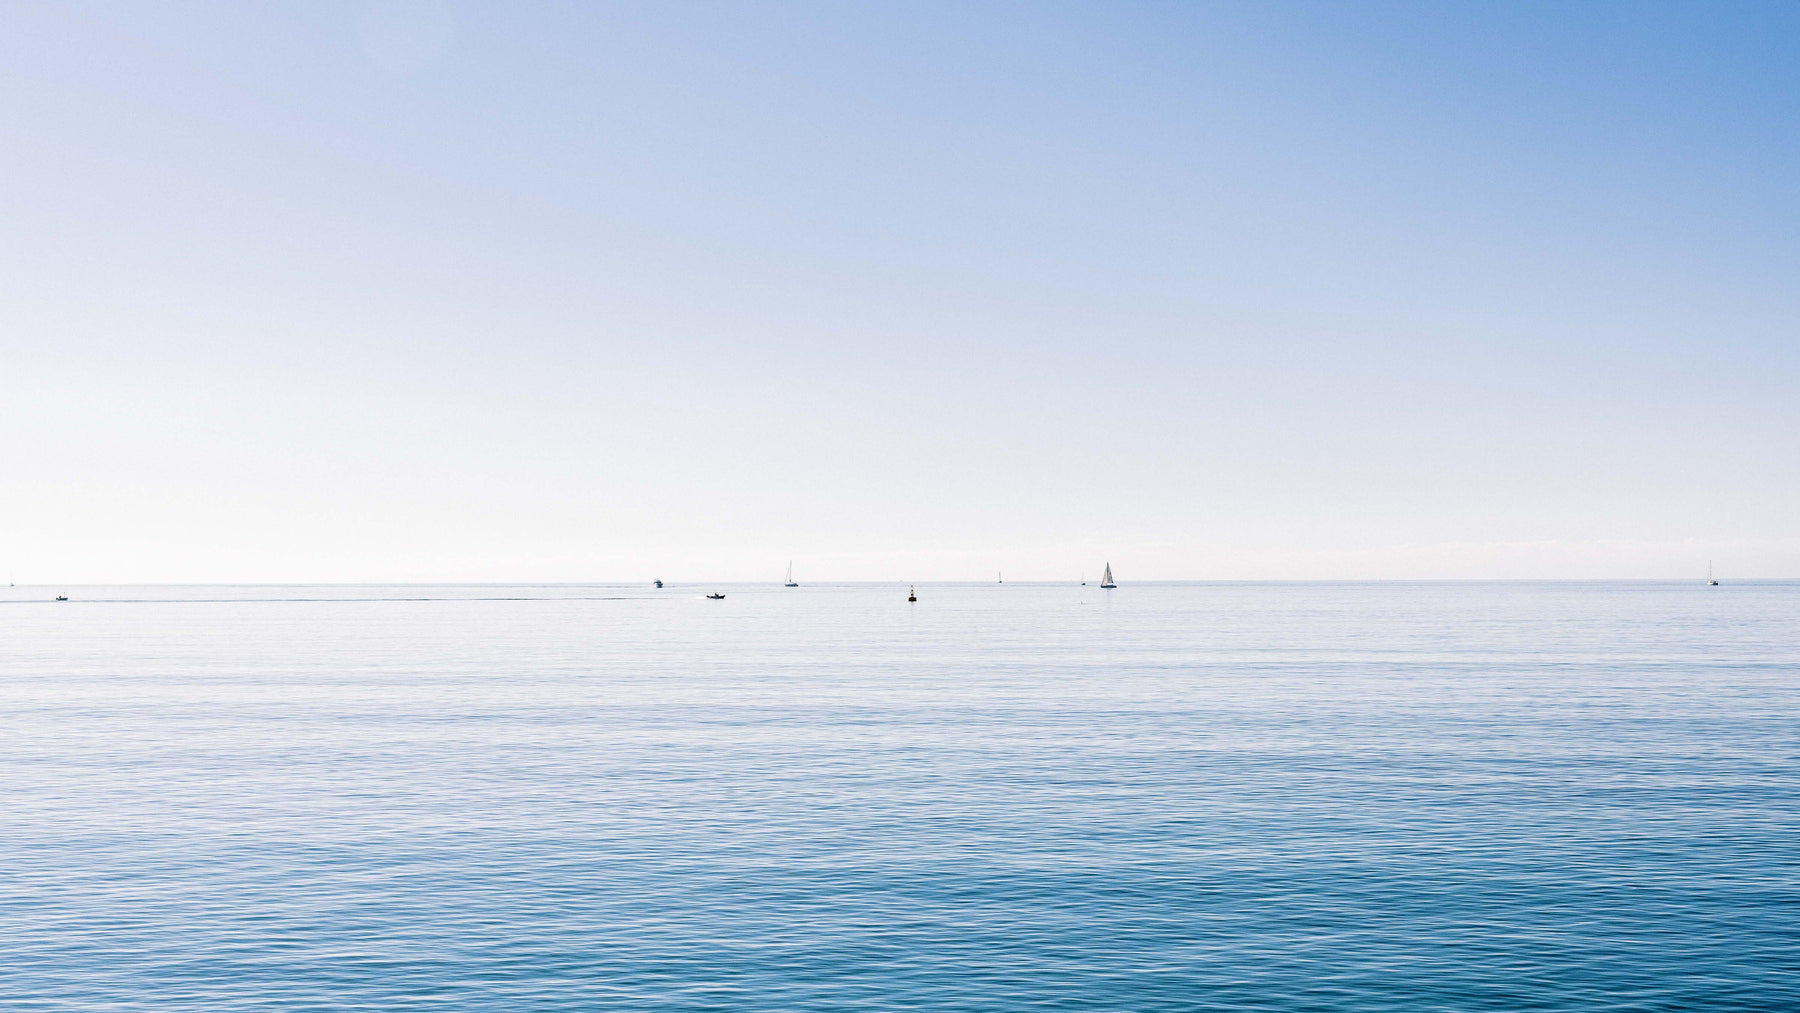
<box><xmin>3</xmin><ymin>577</ymin><xmax>1785</xmax><ymax>587</ymax></box>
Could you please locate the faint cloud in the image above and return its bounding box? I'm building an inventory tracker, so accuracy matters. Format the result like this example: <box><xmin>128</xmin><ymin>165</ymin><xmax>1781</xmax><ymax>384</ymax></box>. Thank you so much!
<box><xmin>358</xmin><ymin>0</ymin><xmax>454</xmax><ymax>75</ymax></box>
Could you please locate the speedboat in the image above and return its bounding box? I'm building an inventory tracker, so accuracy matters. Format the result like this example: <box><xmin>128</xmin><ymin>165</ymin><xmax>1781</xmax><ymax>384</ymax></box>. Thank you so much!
<box><xmin>706</xmin><ymin>593</ymin><xmax>725</xmax><ymax>599</ymax></box>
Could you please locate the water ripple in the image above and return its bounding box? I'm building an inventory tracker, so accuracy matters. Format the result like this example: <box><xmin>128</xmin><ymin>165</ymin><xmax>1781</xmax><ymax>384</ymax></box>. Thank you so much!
<box><xmin>2</xmin><ymin>581</ymin><xmax>1795</xmax><ymax>1010</ymax></box>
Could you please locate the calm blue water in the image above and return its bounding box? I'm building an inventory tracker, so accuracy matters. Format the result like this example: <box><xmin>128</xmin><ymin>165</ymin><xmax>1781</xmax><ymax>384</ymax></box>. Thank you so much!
<box><xmin>2</xmin><ymin>581</ymin><xmax>1795</xmax><ymax>1010</ymax></box>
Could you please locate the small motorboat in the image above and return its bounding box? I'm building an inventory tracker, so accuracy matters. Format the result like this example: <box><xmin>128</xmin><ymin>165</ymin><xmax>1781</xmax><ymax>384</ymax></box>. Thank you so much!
<box><xmin>706</xmin><ymin>593</ymin><xmax>726</xmax><ymax>599</ymax></box>
<box><xmin>54</xmin><ymin>595</ymin><xmax>68</xmax><ymax>601</ymax></box>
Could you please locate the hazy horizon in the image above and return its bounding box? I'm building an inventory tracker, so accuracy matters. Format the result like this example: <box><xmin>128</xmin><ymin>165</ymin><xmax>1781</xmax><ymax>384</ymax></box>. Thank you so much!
<box><xmin>6</xmin><ymin>2</ymin><xmax>1797</xmax><ymax>583</ymax></box>
<box><xmin>5</xmin><ymin>574</ymin><xmax>1789</xmax><ymax>589</ymax></box>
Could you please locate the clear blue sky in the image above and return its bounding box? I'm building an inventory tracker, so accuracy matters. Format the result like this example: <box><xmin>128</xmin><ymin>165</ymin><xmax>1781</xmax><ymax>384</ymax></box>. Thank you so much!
<box><xmin>4</xmin><ymin>1</ymin><xmax>1797</xmax><ymax>581</ymax></box>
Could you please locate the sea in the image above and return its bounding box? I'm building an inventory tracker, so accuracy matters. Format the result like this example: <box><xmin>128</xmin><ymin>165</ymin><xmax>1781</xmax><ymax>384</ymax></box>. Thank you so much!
<box><xmin>2</xmin><ymin>581</ymin><xmax>1795</xmax><ymax>1011</ymax></box>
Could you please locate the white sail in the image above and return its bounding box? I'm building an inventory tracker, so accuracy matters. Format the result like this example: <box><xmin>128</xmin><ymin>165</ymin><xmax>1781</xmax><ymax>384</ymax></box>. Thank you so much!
<box><xmin>1101</xmin><ymin>563</ymin><xmax>1115</xmax><ymax>587</ymax></box>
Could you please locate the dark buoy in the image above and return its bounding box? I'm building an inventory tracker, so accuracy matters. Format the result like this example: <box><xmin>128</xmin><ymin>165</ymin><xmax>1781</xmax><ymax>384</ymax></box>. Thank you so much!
<box><xmin>908</xmin><ymin>586</ymin><xmax>917</xmax><ymax>602</ymax></box>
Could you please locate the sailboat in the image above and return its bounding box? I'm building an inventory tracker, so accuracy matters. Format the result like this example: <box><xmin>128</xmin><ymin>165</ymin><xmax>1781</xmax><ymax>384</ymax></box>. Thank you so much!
<box><xmin>785</xmin><ymin>561</ymin><xmax>798</xmax><ymax>587</ymax></box>
<box><xmin>1100</xmin><ymin>563</ymin><xmax>1116</xmax><ymax>589</ymax></box>
<box><xmin>1708</xmin><ymin>561</ymin><xmax>1718</xmax><ymax>586</ymax></box>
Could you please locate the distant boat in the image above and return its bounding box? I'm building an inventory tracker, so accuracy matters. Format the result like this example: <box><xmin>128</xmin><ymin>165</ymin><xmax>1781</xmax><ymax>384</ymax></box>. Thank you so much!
<box><xmin>706</xmin><ymin>593</ymin><xmax>725</xmax><ymax>599</ymax></box>
<box><xmin>785</xmin><ymin>562</ymin><xmax>798</xmax><ymax>587</ymax></box>
<box><xmin>654</xmin><ymin>579</ymin><xmax>663</xmax><ymax>588</ymax></box>
<box><xmin>1708</xmin><ymin>561</ymin><xmax>1718</xmax><ymax>586</ymax></box>
<box><xmin>908</xmin><ymin>586</ymin><xmax>917</xmax><ymax>602</ymax></box>
<box><xmin>54</xmin><ymin>595</ymin><xmax>67</xmax><ymax>601</ymax></box>
<box><xmin>1100</xmin><ymin>563</ymin><xmax>1116</xmax><ymax>588</ymax></box>
<box><xmin>997</xmin><ymin>571</ymin><xmax>1002</xmax><ymax>583</ymax></box>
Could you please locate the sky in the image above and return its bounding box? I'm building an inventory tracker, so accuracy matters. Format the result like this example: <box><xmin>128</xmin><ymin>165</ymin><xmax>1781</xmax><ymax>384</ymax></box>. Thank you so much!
<box><xmin>3</xmin><ymin>0</ymin><xmax>1798</xmax><ymax>582</ymax></box>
